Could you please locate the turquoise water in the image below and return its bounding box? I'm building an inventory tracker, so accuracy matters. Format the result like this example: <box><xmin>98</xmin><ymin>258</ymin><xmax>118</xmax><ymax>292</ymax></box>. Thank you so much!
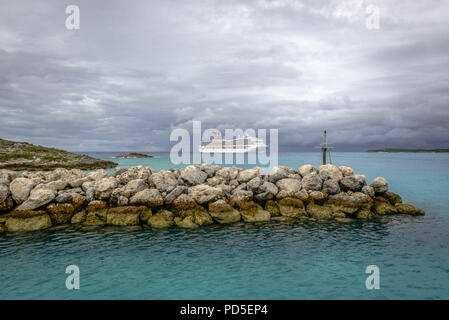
<box><xmin>1</xmin><ymin>152</ymin><xmax>448</xmax><ymax>299</ymax></box>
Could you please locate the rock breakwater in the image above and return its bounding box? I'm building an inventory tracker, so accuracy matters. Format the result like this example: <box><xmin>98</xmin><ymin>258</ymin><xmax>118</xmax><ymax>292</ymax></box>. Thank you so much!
<box><xmin>0</xmin><ymin>164</ymin><xmax>425</xmax><ymax>232</ymax></box>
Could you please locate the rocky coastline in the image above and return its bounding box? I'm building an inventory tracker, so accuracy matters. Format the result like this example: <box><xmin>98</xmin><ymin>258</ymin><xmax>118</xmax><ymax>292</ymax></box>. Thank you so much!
<box><xmin>0</xmin><ymin>164</ymin><xmax>425</xmax><ymax>233</ymax></box>
<box><xmin>0</xmin><ymin>138</ymin><xmax>117</xmax><ymax>170</ymax></box>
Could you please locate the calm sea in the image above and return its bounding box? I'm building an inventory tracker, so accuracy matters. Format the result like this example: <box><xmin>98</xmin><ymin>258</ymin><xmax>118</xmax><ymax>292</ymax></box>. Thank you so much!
<box><xmin>0</xmin><ymin>152</ymin><xmax>448</xmax><ymax>299</ymax></box>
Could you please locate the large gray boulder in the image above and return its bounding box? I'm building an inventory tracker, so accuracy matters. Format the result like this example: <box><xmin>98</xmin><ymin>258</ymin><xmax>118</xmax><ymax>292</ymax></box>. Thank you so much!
<box><xmin>276</xmin><ymin>178</ymin><xmax>301</xmax><ymax>193</ymax></box>
<box><xmin>180</xmin><ymin>165</ymin><xmax>208</xmax><ymax>185</ymax></box>
<box><xmin>215</xmin><ymin>167</ymin><xmax>239</xmax><ymax>183</ymax></box>
<box><xmin>322</xmin><ymin>179</ymin><xmax>340</xmax><ymax>195</ymax></box>
<box><xmin>267</xmin><ymin>166</ymin><xmax>291</xmax><ymax>183</ymax></box>
<box><xmin>230</xmin><ymin>189</ymin><xmax>253</xmax><ymax>202</ymax></box>
<box><xmin>0</xmin><ymin>185</ymin><xmax>13</xmax><ymax>212</ymax></box>
<box><xmin>298</xmin><ymin>164</ymin><xmax>318</xmax><ymax>177</ymax></box>
<box><xmin>129</xmin><ymin>189</ymin><xmax>163</xmax><ymax>208</ymax></box>
<box><xmin>370</xmin><ymin>177</ymin><xmax>388</xmax><ymax>194</ymax></box>
<box><xmin>258</xmin><ymin>181</ymin><xmax>278</xmax><ymax>196</ymax></box>
<box><xmin>149</xmin><ymin>170</ymin><xmax>178</xmax><ymax>193</ymax></box>
<box><xmin>301</xmin><ymin>173</ymin><xmax>323</xmax><ymax>191</ymax></box>
<box><xmin>17</xmin><ymin>189</ymin><xmax>56</xmax><ymax>211</ymax></box>
<box><xmin>87</xmin><ymin>169</ymin><xmax>107</xmax><ymax>181</ymax></box>
<box><xmin>164</xmin><ymin>186</ymin><xmax>187</xmax><ymax>205</ymax></box>
<box><xmin>318</xmin><ymin>164</ymin><xmax>343</xmax><ymax>181</ymax></box>
<box><xmin>339</xmin><ymin>166</ymin><xmax>354</xmax><ymax>177</ymax></box>
<box><xmin>0</xmin><ymin>169</ymin><xmax>18</xmax><ymax>186</ymax></box>
<box><xmin>340</xmin><ymin>174</ymin><xmax>366</xmax><ymax>192</ymax></box>
<box><xmin>188</xmin><ymin>184</ymin><xmax>223</xmax><ymax>204</ymax></box>
<box><xmin>95</xmin><ymin>177</ymin><xmax>118</xmax><ymax>200</ymax></box>
<box><xmin>247</xmin><ymin>176</ymin><xmax>262</xmax><ymax>192</ymax></box>
<box><xmin>10</xmin><ymin>178</ymin><xmax>36</xmax><ymax>203</ymax></box>
<box><xmin>237</xmin><ymin>168</ymin><xmax>260</xmax><ymax>183</ymax></box>
<box><xmin>116</xmin><ymin>166</ymin><xmax>152</xmax><ymax>184</ymax></box>
<box><xmin>122</xmin><ymin>179</ymin><xmax>148</xmax><ymax>198</ymax></box>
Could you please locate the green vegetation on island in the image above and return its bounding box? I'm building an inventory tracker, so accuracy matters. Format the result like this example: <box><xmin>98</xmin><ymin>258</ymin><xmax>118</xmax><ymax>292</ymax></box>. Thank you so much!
<box><xmin>367</xmin><ymin>148</ymin><xmax>449</xmax><ymax>153</ymax></box>
<box><xmin>115</xmin><ymin>153</ymin><xmax>153</xmax><ymax>158</ymax></box>
<box><xmin>0</xmin><ymin>138</ymin><xmax>117</xmax><ymax>170</ymax></box>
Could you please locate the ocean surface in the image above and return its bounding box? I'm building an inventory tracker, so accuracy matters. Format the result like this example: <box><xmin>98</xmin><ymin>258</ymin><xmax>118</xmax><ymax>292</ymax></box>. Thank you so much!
<box><xmin>1</xmin><ymin>152</ymin><xmax>448</xmax><ymax>299</ymax></box>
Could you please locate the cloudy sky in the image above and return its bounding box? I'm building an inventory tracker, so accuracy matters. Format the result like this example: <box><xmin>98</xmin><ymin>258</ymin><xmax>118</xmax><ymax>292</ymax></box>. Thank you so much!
<box><xmin>0</xmin><ymin>0</ymin><xmax>448</xmax><ymax>152</ymax></box>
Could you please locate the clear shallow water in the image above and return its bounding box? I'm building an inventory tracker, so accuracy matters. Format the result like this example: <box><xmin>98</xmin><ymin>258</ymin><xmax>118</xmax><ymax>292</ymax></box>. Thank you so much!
<box><xmin>1</xmin><ymin>152</ymin><xmax>449</xmax><ymax>299</ymax></box>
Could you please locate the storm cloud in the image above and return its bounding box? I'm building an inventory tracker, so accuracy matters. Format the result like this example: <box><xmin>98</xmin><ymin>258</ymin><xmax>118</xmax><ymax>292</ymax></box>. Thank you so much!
<box><xmin>0</xmin><ymin>0</ymin><xmax>448</xmax><ymax>151</ymax></box>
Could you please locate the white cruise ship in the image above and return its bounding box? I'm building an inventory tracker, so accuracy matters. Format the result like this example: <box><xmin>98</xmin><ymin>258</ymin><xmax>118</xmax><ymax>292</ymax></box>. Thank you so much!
<box><xmin>199</xmin><ymin>135</ymin><xmax>267</xmax><ymax>153</ymax></box>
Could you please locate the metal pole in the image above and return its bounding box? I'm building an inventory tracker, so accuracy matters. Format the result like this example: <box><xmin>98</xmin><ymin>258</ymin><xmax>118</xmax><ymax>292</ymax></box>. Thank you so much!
<box><xmin>323</xmin><ymin>147</ymin><xmax>327</xmax><ymax>165</ymax></box>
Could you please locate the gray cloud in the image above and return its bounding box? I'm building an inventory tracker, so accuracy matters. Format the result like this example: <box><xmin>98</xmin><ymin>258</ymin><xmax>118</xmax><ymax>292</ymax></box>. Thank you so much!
<box><xmin>0</xmin><ymin>0</ymin><xmax>448</xmax><ymax>151</ymax></box>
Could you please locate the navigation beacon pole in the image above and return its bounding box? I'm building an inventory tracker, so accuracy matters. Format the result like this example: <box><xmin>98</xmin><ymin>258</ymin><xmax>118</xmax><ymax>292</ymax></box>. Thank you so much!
<box><xmin>319</xmin><ymin>130</ymin><xmax>333</xmax><ymax>165</ymax></box>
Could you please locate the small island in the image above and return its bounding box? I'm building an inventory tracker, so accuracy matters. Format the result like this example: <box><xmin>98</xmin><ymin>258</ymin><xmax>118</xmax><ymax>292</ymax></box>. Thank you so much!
<box><xmin>367</xmin><ymin>148</ymin><xmax>449</xmax><ymax>153</ymax></box>
<box><xmin>0</xmin><ymin>138</ymin><xmax>117</xmax><ymax>170</ymax></box>
<box><xmin>115</xmin><ymin>153</ymin><xmax>153</xmax><ymax>159</ymax></box>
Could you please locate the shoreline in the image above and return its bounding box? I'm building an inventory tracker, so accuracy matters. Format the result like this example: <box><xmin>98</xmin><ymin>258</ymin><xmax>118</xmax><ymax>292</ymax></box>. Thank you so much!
<box><xmin>0</xmin><ymin>164</ymin><xmax>425</xmax><ymax>233</ymax></box>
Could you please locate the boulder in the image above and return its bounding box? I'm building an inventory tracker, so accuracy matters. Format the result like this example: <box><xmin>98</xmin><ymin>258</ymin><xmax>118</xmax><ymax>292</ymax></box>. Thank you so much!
<box><xmin>235</xmin><ymin>201</ymin><xmax>270</xmax><ymax>222</ymax></box>
<box><xmin>5</xmin><ymin>211</ymin><xmax>52</xmax><ymax>231</ymax></box>
<box><xmin>95</xmin><ymin>177</ymin><xmax>118</xmax><ymax>200</ymax></box>
<box><xmin>307</xmin><ymin>203</ymin><xmax>332</xmax><ymax>219</ymax></box>
<box><xmin>17</xmin><ymin>189</ymin><xmax>56</xmax><ymax>211</ymax></box>
<box><xmin>129</xmin><ymin>189</ymin><xmax>163</xmax><ymax>208</ymax></box>
<box><xmin>215</xmin><ymin>167</ymin><xmax>239</xmax><ymax>183</ymax></box>
<box><xmin>71</xmin><ymin>193</ymin><xmax>87</xmax><ymax>211</ymax></box>
<box><xmin>0</xmin><ymin>169</ymin><xmax>18</xmax><ymax>185</ymax></box>
<box><xmin>122</xmin><ymin>179</ymin><xmax>148</xmax><ymax>198</ymax></box>
<box><xmin>230</xmin><ymin>189</ymin><xmax>253</xmax><ymax>203</ymax></box>
<box><xmin>0</xmin><ymin>185</ymin><xmax>13</xmax><ymax>211</ymax></box>
<box><xmin>164</xmin><ymin>186</ymin><xmax>187</xmax><ymax>205</ymax></box>
<box><xmin>174</xmin><ymin>215</ymin><xmax>198</xmax><ymax>228</ymax></box>
<box><xmin>319</xmin><ymin>164</ymin><xmax>343</xmax><ymax>181</ymax></box>
<box><xmin>148</xmin><ymin>210</ymin><xmax>174</xmax><ymax>228</ymax></box>
<box><xmin>47</xmin><ymin>203</ymin><xmax>75</xmax><ymax>224</ymax></box>
<box><xmin>200</xmin><ymin>164</ymin><xmax>221</xmax><ymax>178</ymax></box>
<box><xmin>370</xmin><ymin>177</ymin><xmax>389</xmax><ymax>194</ymax></box>
<box><xmin>267</xmin><ymin>166</ymin><xmax>291</xmax><ymax>183</ymax></box>
<box><xmin>265</xmin><ymin>200</ymin><xmax>280</xmax><ymax>216</ymax></box>
<box><xmin>276</xmin><ymin>178</ymin><xmax>301</xmax><ymax>193</ymax></box>
<box><xmin>71</xmin><ymin>210</ymin><xmax>87</xmax><ymax>224</ymax></box>
<box><xmin>237</xmin><ymin>168</ymin><xmax>260</xmax><ymax>183</ymax></box>
<box><xmin>339</xmin><ymin>174</ymin><xmax>366</xmax><ymax>192</ymax></box>
<box><xmin>106</xmin><ymin>206</ymin><xmax>147</xmax><ymax>225</ymax></box>
<box><xmin>171</xmin><ymin>194</ymin><xmax>200</xmax><ymax>218</ymax></box>
<box><xmin>384</xmin><ymin>191</ymin><xmax>402</xmax><ymax>205</ymax></box>
<box><xmin>339</xmin><ymin>166</ymin><xmax>354</xmax><ymax>177</ymax></box>
<box><xmin>373</xmin><ymin>197</ymin><xmax>397</xmax><ymax>215</ymax></box>
<box><xmin>208</xmin><ymin>200</ymin><xmax>241</xmax><ymax>224</ymax></box>
<box><xmin>180</xmin><ymin>165</ymin><xmax>208</xmax><ymax>185</ymax></box>
<box><xmin>55</xmin><ymin>192</ymin><xmax>73</xmax><ymax>203</ymax></box>
<box><xmin>395</xmin><ymin>203</ymin><xmax>425</xmax><ymax>216</ymax></box>
<box><xmin>149</xmin><ymin>170</ymin><xmax>178</xmax><ymax>193</ymax></box>
<box><xmin>188</xmin><ymin>184</ymin><xmax>223</xmax><ymax>204</ymax></box>
<box><xmin>258</xmin><ymin>181</ymin><xmax>278</xmax><ymax>195</ymax></box>
<box><xmin>87</xmin><ymin>169</ymin><xmax>107</xmax><ymax>181</ymax></box>
<box><xmin>193</xmin><ymin>209</ymin><xmax>213</xmax><ymax>226</ymax></box>
<box><xmin>322</xmin><ymin>179</ymin><xmax>340</xmax><ymax>195</ymax></box>
<box><xmin>86</xmin><ymin>200</ymin><xmax>108</xmax><ymax>212</ymax></box>
<box><xmin>298</xmin><ymin>164</ymin><xmax>318</xmax><ymax>177</ymax></box>
<box><xmin>278</xmin><ymin>197</ymin><xmax>307</xmax><ymax>218</ymax></box>
<box><xmin>301</xmin><ymin>173</ymin><xmax>323</xmax><ymax>191</ymax></box>
<box><xmin>10</xmin><ymin>178</ymin><xmax>36</xmax><ymax>203</ymax></box>
<box><xmin>361</xmin><ymin>185</ymin><xmax>375</xmax><ymax>198</ymax></box>
<box><xmin>84</xmin><ymin>211</ymin><xmax>107</xmax><ymax>225</ymax></box>
<box><xmin>247</xmin><ymin>176</ymin><xmax>262</xmax><ymax>191</ymax></box>
<box><xmin>116</xmin><ymin>166</ymin><xmax>152</xmax><ymax>184</ymax></box>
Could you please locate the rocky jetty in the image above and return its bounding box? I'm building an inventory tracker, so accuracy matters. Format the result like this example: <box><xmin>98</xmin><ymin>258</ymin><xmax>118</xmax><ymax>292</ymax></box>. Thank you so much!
<box><xmin>0</xmin><ymin>138</ymin><xmax>117</xmax><ymax>170</ymax></box>
<box><xmin>0</xmin><ymin>164</ymin><xmax>425</xmax><ymax>232</ymax></box>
